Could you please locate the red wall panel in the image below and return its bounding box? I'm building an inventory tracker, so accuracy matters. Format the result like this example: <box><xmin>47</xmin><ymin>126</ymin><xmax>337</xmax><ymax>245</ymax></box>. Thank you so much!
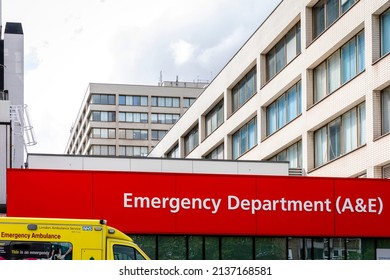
<box><xmin>6</xmin><ymin>169</ymin><xmax>390</xmax><ymax>237</ymax></box>
<box><xmin>7</xmin><ymin>169</ymin><xmax>93</xmax><ymax>219</ymax></box>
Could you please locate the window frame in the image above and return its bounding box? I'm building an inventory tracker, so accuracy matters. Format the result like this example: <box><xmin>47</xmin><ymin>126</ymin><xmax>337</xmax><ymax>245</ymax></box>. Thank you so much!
<box><xmin>314</xmin><ymin>102</ymin><xmax>366</xmax><ymax>168</ymax></box>
<box><xmin>266</xmin><ymin>22</ymin><xmax>301</xmax><ymax>82</ymax></box>
<box><xmin>232</xmin><ymin>117</ymin><xmax>257</xmax><ymax>160</ymax></box>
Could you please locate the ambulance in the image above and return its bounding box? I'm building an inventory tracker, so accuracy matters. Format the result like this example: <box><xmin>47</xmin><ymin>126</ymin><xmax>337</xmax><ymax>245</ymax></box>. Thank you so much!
<box><xmin>0</xmin><ymin>217</ymin><xmax>150</xmax><ymax>260</ymax></box>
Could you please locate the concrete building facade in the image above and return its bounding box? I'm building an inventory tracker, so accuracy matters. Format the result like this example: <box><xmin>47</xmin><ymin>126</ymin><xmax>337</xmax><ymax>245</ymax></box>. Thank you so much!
<box><xmin>0</xmin><ymin>0</ymin><xmax>25</xmax><ymax>212</ymax></box>
<box><xmin>65</xmin><ymin>82</ymin><xmax>206</xmax><ymax>157</ymax></box>
<box><xmin>148</xmin><ymin>0</ymin><xmax>390</xmax><ymax>180</ymax></box>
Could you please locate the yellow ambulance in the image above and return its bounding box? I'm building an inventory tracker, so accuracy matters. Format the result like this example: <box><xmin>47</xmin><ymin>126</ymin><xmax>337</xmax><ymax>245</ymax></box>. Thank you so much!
<box><xmin>0</xmin><ymin>217</ymin><xmax>150</xmax><ymax>260</ymax></box>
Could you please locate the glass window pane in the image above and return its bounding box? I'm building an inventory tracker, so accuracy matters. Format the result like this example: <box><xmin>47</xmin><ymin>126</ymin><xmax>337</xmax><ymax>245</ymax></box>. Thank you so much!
<box><xmin>239</xmin><ymin>80</ymin><xmax>246</xmax><ymax>107</ymax></box>
<box><xmin>382</xmin><ymin>10</ymin><xmax>390</xmax><ymax>56</ymax></box>
<box><xmin>313</xmin><ymin>238</ymin><xmax>328</xmax><ymax>260</ymax></box>
<box><xmin>267</xmin><ymin>50</ymin><xmax>275</xmax><ymax>81</ymax></box>
<box><xmin>341</xmin><ymin>0</ymin><xmax>355</xmax><ymax>13</ymax></box>
<box><xmin>119</xmin><ymin>95</ymin><xmax>126</xmax><ymax>105</ymax></box>
<box><xmin>313</xmin><ymin>0</ymin><xmax>325</xmax><ymax>38</ymax></box>
<box><xmin>342</xmin><ymin>109</ymin><xmax>357</xmax><ymax>153</ymax></box>
<box><xmin>330</xmin><ymin>238</ymin><xmax>346</xmax><ymax>260</ymax></box>
<box><xmin>101</xmin><ymin>95</ymin><xmax>108</xmax><ymax>104</ymax></box>
<box><xmin>141</xmin><ymin>96</ymin><xmax>148</xmax><ymax>106</ymax></box>
<box><xmin>246</xmin><ymin>71</ymin><xmax>255</xmax><ymax>99</ymax></box>
<box><xmin>101</xmin><ymin>128</ymin><xmax>108</xmax><ymax>139</ymax></box>
<box><xmin>328</xmin><ymin>50</ymin><xmax>341</xmax><ymax>93</ymax></box>
<box><xmin>341</xmin><ymin>39</ymin><xmax>357</xmax><ymax>84</ymax></box>
<box><xmin>101</xmin><ymin>112</ymin><xmax>108</xmax><ymax>122</ymax></box>
<box><xmin>275</xmin><ymin>40</ymin><xmax>285</xmax><ymax>73</ymax></box>
<box><xmin>188</xmin><ymin>236</ymin><xmax>203</xmax><ymax>260</ymax></box>
<box><xmin>287</xmin><ymin>86</ymin><xmax>297</xmax><ymax>122</ymax></box>
<box><xmin>297</xmin><ymin>81</ymin><xmax>302</xmax><ymax>114</ymax></box>
<box><xmin>165</xmin><ymin>114</ymin><xmax>172</xmax><ymax>124</ymax></box>
<box><xmin>151</xmin><ymin>97</ymin><xmax>157</xmax><ymax>107</ymax></box>
<box><xmin>109</xmin><ymin>95</ymin><xmax>115</xmax><ymax>105</ymax></box>
<box><xmin>158</xmin><ymin>236</ymin><xmax>186</xmax><ymax>260</ymax></box>
<box><xmin>315</xmin><ymin>127</ymin><xmax>327</xmax><ymax>167</ymax></box>
<box><xmin>151</xmin><ymin>114</ymin><xmax>157</xmax><ymax>123</ymax></box>
<box><xmin>221</xmin><ymin>237</ymin><xmax>253</xmax><ymax>260</ymax></box>
<box><xmin>277</xmin><ymin>95</ymin><xmax>286</xmax><ymax>129</ymax></box>
<box><xmin>205</xmin><ymin>237</ymin><xmax>219</xmax><ymax>260</ymax></box>
<box><xmin>296</xmin><ymin>23</ymin><xmax>301</xmax><ymax>54</ymax></box>
<box><xmin>173</xmin><ymin>98</ymin><xmax>180</xmax><ymax>108</ymax></box>
<box><xmin>326</xmin><ymin>0</ymin><xmax>339</xmax><ymax>28</ymax></box>
<box><xmin>255</xmin><ymin>237</ymin><xmax>286</xmax><ymax>260</ymax></box>
<box><xmin>277</xmin><ymin>150</ymin><xmax>287</xmax><ymax>161</ymax></box>
<box><xmin>232</xmin><ymin>133</ymin><xmax>240</xmax><ymax>159</ymax></box>
<box><xmin>248</xmin><ymin>118</ymin><xmax>256</xmax><ymax>149</ymax></box>
<box><xmin>314</xmin><ymin>62</ymin><xmax>327</xmax><ymax>102</ymax></box>
<box><xmin>232</xmin><ymin>88</ymin><xmax>239</xmax><ymax>112</ymax></box>
<box><xmin>286</xmin><ymin>28</ymin><xmax>297</xmax><ymax>64</ymax></box>
<box><xmin>357</xmin><ymin>32</ymin><xmax>365</xmax><ymax>73</ymax></box>
<box><xmin>217</xmin><ymin>104</ymin><xmax>224</xmax><ymax>127</ymax></box>
<box><xmin>158</xmin><ymin>97</ymin><xmax>165</xmax><ymax>107</ymax></box>
<box><xmin>359</xmin><ymin>103</ymin><xmax>366</xmax><ymax>145</ymax></box>
<box><xmin>287</xmin><ymin>143</ymin><xmax>298</xmax><ymax>168</ymax></box>
<box><xmin>157</xmin><ymin>114</ymin><xmax>163</xmax><ymax>124</ymax></box>
<box><xmin>165</xmin><ymin>97</ymin><xmax>172</xmax><ymax>107</ymax></box>
<box><xmin>267</xmin><ymin>103</ymin><xmax>277</xmax><ymax>135</ymax></box>
<box><xmin>240</xmin><ymin>126</ymin><xmax>247</xmax><ymax>155</ymax></box>
<box><xmin>328</xmin><ymin>118</ymin><xmax>341</xmax><ymax>160</ymax></box>
<box><xmin>288</xmin><ymin>238</ymin><xmax>304</xmax><ymax>260</ymax></box>
<box><xmin>382</xmin><ymin>89</ymin><xmax>390</xmax><ymax>134</ymax></box>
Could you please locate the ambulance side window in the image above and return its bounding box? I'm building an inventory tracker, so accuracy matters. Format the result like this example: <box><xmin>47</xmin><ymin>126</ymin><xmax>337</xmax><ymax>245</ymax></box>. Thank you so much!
<box><xmin>0</xmin><ymin>241</ymin><xmax>72</xmax><ymax>260</ymax></box>
<box><xmin>113</xmin><ymin>245</ymin><xmax>146</xmax><ymax>260</ymax></box>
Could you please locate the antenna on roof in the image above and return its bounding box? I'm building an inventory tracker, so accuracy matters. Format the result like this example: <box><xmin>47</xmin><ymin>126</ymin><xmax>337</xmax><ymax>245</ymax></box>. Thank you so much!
<box><xmin>159</xmin><ymin>70</ymin><xmax>163</xmax><ymax>86</ymax></box>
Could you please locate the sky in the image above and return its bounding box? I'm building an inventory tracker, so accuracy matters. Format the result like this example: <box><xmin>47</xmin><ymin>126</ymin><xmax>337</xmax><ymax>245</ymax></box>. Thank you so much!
<box><xmin>2</xmin><ymin>0</ymin><xmax>281</xmax><ymax>154</ymax></box>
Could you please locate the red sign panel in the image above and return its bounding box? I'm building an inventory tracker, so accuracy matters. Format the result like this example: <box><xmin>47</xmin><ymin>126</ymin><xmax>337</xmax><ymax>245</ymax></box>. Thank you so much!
<box><xmin>6</xmin><ymin>169</ymin><xmax>390</xmax><ymax>237</ymax></box>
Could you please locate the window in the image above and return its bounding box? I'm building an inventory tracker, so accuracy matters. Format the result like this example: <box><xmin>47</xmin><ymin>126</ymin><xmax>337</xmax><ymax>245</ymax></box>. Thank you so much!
<box><xmin>381</xmin><ymin>9</ymin><xmax>390</xmax><ymax>57</ymax></box>
<box><xmin>232</xmin><ymin>67</ymin><xmax>257</xmax><ymax>112</ymax></box>
<box><xmin>119</xmin><ymin>146</ymin><xmax>148</xmax><ymax>157</ymax></box>
<box><xmin>206</xmin><ymin>100</ymin><xmax>224</xmax><ymax>137</ymax></box>
<box><xmin>166</xmin><ymin>144</ymin><xmax>179</xmax><ymax>158</ymax></box>
<box><xmin>113</xmin><ymin>245</ymin><xmax>146</xmax><ymax>260</ymax></box>
<box><xmin>382</xmin><ymin>87</ymin><xmax>390</xmax><ymax>135</ymax></box>
<box><xmin>0</xmin><ymin>241</ymin><xmax>73</xmax><ymax>260</ymax></box>
<box><xmin>118</xmin><ymin>129</ymin><xmax>148</xmax><ymax>140</ymax></box>
<box><xmin>184</xmin><ymin>126</ymin><xmax>199</xmax><ymax>155</ymax></box>
<box><xmin>119</xmin><ymin>95</ymin><xmax>148</xmax><ymax>106</ymax></box>
<box><xmin>314</xmin><ymin>31</ymin><xmax>364</xmax><ymax>103</ymax></box>
<box><xmin>90</xmin><ymin>94</ymin><xmax>115</xmax><ymax>105</ymax></box>
<box><xmin>151</xmin><ymin>96</ymin><xmax>180</xmax><ymax>107</ymax></box>
<box><xmin>90</xmin><ymin>128</ymin><xmax>116</xmax><ymax>139</ymax></box>
<box><xmin>232</xmin><ymin>117</ymin><xmax>257</xmax><ymax>159</ymax></box>
<box><xmin>118</xmin><ymin>112</ymin><xmax>148</xmax><ymax>123</ymax></box>
<box><xmin>314</xmin><ymin>103</ymin><xmax>365</xmax><ymax>167</ymax></box>
<box><xmin>90</xmin><ymin>111</ymin><xmax>116</xmax><ymax>122</ymax></box>
<box><xmin>205</xmin><ymin>143</ymin><xmax>224</xmax><ymax>160</ymax></box>
<box><xmin>266</xmin><ymin>22</ymin><xmax>301</xmax><ymax>81</ymax></box>
<box><xmin>151</xmin><ymin>113</ymin><xmax>180</xmax><ymax>124</ymax></box>
<box><xmin>151</xmin><ymin>130</ymin><xmax>167</xmax><ymax>141</ymax></box>
<box><xmin>269</xmin><ymin>140</ymin><xmax>302</xmax><ymax>168</ymax></box>
<box><xmin>383</xmin><ymin>164</ymin><xmax>390</xmax><ymax>179</ymax></box>
<box><xmin>89</xmin><ymin>145</ymin><xmax>116</xmax><ymax>156</ymax></box>
<box><xmin>267</xmin><ymin>81</ymin><xmax>302</xmax><ymax>136</ymax></box>
<box><xmin>313</xmin><ymin>0</ymin><xmax>356</xmax><ymax>39</ymax></box>
<box><xmin>183</xmin><ymin>98</ymin><xmax>196</xmax><ymax>108</ymax></box>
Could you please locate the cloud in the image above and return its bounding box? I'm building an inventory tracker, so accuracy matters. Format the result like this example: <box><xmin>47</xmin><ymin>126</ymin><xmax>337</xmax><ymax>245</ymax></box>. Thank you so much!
<box><xmin>3</xmin><ymin>0</ymin><xmax>282</xmax><ymax>154</ymax></box>
<box><xmin>170</xmin><ymin>40</ymin><xmax>197</xmax><ymax>65</ymax></box>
